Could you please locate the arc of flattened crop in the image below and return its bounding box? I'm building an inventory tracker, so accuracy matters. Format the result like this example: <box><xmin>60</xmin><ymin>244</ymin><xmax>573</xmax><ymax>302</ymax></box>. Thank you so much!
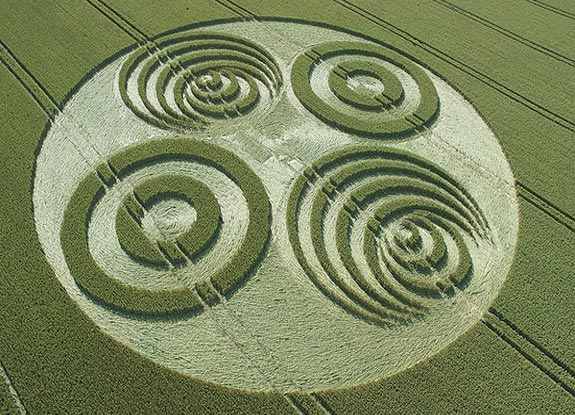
<box><xmin>287</xmin><ymin>145</ymin><xmax>490</xmax><ymax>326</ymax></box>
<box><xmin>60</xmin><ymin>137</ymin><xmax>271</xmax><ymax>316</ymax></box>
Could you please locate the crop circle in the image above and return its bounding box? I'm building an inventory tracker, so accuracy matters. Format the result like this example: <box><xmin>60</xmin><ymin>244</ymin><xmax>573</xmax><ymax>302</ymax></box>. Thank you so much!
<box><xmin>59</xmin><ymin>137</ymin><xmax>271</xmax><ymax>315</ymax></box>
<box><xmin>33</xmin><ymin>20</ymin><xmax>518</xmax><ymax>392</ymax></box>
<box><xmin>287</xmin><ymin>146</ymin><xmax>489</xmax><ymax>325</ymax></box>
<box><xmin>291</xmin><ymin>41</ymin><xmax>439</xmax><ymax>138</ymax></box>
<box><xmin>119</xmin><ymin>31</ymin><xmax>283</xmax><ymax>131</ymax></box>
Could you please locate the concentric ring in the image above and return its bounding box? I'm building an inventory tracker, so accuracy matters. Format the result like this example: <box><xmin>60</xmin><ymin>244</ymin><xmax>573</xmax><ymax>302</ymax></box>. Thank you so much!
<box><xmin>116</xmin><ymin>175</ymin><xmax>221</xmax><ymax>266</ymax></box>
<box><xmin>60</xmin><ymin>137</ymin><xmax>271</xmax><ymax>315</ymax></box>
<box><xmin>291</xmin><ymin>41</ymin><xmax>439</xmax><ymax>138</ymax></box>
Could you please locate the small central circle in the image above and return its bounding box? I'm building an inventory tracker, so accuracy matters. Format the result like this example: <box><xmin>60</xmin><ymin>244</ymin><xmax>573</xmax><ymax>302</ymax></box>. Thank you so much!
<box><xmin>347</xmin><ymin>74</ymin><xmax>384</xmax><ymax>95</ymax></box>
<box><xmin>200</xmin><ymin>74</ymin><xmax>213</xmax><ymax>83</ymax></box>
<box><xmin>395</xmin><ymin>226</ymin><xmax>413</xmax><ymax>243</ymax></box>
<box><xmin>141</xmin><ymin>197</ymin><xmax>197</xmax><ymax>241</ymax></box>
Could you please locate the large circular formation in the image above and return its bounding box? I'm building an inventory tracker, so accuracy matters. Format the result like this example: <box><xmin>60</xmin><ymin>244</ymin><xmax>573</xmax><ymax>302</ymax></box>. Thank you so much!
<box><xmin>291</xmin><ymin>41</ymin><xmax>439</xmax><ymax>138</ymax></box>
<box><xmin>60</xmin><ymin>137</ymin><xmax>270</xmax><ymax>315</ymax></box>
<box><xmin>119</xmin><ymin>31</ymin><xmax>283</xmax><ymax>130</ymax></box>
<box><xmin>33</xmin><ymin>20</ymin><xmax>518</xmax><ymax>391</ymax></box>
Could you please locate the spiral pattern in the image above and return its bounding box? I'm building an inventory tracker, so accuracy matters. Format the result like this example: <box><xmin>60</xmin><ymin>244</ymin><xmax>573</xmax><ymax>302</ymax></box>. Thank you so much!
<box><xmin>287</xmin><ymin>146</ymin><xmax>489</xmax><ymax>325</ymax></box>
<box><xmin>291</xmin><ymin>41</ymin><xmax>439</xmax><ymax>139</ymax></box>
<box><xmin>60</xmin><ymin>137</ymin><xmax>271</xmax><ymax>315</ymax></box>
<box><xmin>119</xmin><ymin>32</ymin><xmax>283</xmax><ymax>130</ymax></box>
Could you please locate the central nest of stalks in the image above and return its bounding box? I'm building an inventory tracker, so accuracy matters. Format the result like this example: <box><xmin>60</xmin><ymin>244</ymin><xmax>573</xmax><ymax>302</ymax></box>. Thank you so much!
<box><xmin>347</xmin><ymin>73</ymin><xmax>385</xmax><ymax>96</ymax></box>
<box><xmin>141</xmin><ymin>197</ymin><xmax>197</xmax><ymax>242</ymax></box>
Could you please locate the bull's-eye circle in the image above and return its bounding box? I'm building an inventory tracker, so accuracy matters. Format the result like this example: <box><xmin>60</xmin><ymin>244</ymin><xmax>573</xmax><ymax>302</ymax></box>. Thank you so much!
<box><xmin>292</xmin><ymin>41</ymin><xmax>439</xmax><ymax>138</ymax></box>
<box><xmin>118</xmin><ymin>31</ymin><xmax>283</xmax><ymax>131</ymax></box>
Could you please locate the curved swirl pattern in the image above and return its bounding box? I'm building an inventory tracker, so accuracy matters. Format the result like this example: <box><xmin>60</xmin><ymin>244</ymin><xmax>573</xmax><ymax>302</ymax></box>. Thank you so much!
<box><xmin>287</xmin><ymin>146</ymin><xmax>489</xmax><ymax>325</ymax></box>
<box><xmin>291</xmin><ymin>41</ymin><xmax>439</xmax><ymax>139</ymax></box>
<box><xmin>119</xmin><ymin>32</ymin><xmax>283</xmax><ymax>130</ymax></box>
<box><xmin>60</xmin><ymin>137</ymin><xmax>271</xmax><ymax>315</ymax></box>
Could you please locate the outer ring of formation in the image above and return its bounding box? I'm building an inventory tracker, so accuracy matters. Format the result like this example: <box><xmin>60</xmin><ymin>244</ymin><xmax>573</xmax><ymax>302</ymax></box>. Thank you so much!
<box><xmin>60</xmin><ymin>137</ymin><xmax>271</xmax><ymax>316</ymax></box>
<box><xmin>31</xmin><ymin>19</ymin><xmax>519</xmax><ymax>391</ymax></box>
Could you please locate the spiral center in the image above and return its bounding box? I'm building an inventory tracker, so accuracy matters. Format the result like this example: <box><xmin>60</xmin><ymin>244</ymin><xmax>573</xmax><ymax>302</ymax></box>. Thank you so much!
<box><xmin>200</xmin><ymin>74</ymin><xmax>213</xmax><ymax>84</ymax></box>
<box><xmin>395</xmin><ymin>227</ymin><xmax>413</xmax><ymax>245</ymax></box>
<box><xmin>141</xmin><ymin>197</ymin><xmax>197</xmax><ymax>241</ymax></box>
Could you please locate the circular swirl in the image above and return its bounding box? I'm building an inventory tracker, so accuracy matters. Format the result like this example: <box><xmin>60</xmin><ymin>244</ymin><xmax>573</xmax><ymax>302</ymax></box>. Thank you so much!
<box><xmin>291</xmin><ymin>41</ymin><xmax>439</xmax><ymax>138</ymax></box>
<box><xmin>119</xmin><ymin>32</ymin><xmax>283</xmax><ymax>130</ymax></box>
<box><xmin>287</xmin><ymin>146</ymin><xmax>489</xmax><ymax>326</ymax></box>
<box><xmin>60</xmin><ymin>137</ymin><xmax>271</xmax><ymax>315</ymax></box>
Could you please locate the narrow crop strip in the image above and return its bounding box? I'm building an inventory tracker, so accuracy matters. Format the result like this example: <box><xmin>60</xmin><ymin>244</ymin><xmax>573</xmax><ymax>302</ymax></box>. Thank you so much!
<box><xmin>287</xmin><ymin>146</ymin><xmax>489</xmax><ymax>325</ymax></box>
<box><xmin>0</xmin><ymin>360</ymin><xmax>26</xmax><ymax>415</ymax></box>
<box><xmin>483</xmin><ymin>309</ymin><xmax>575</xmax><ymax>398</ymax></box>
